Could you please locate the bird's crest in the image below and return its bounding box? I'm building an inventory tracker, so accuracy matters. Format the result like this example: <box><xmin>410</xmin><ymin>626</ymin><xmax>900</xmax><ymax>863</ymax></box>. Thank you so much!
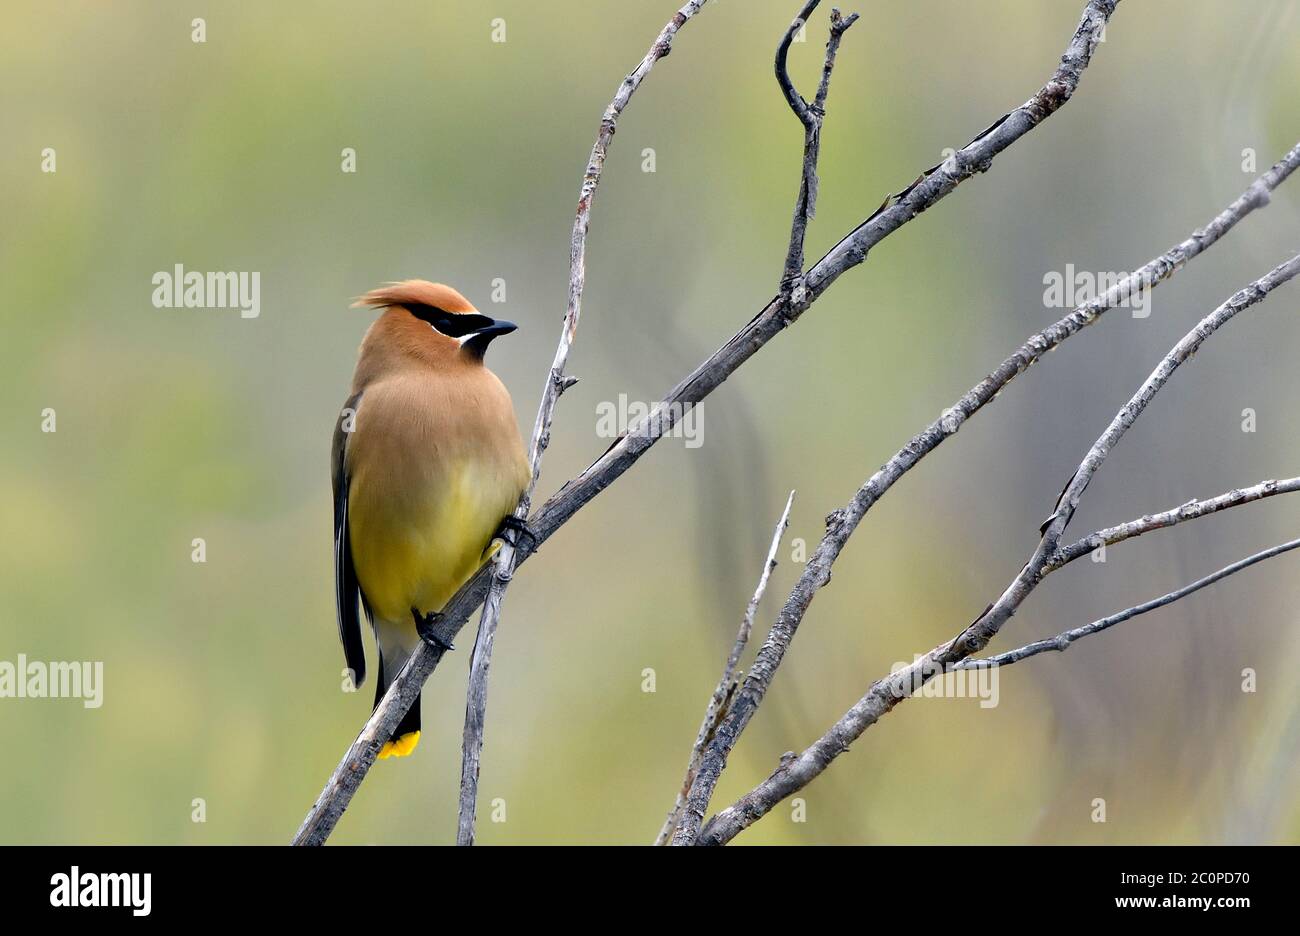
<box><xmin>352</xmin><ymin>280</ymin><xmax>477</xmax><ymax>314</ymax></box>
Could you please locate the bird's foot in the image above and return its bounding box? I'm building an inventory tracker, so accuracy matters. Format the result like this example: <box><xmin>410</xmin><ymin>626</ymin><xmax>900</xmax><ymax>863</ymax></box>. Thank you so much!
<box><xmin>496</xmin><ymin>515</ymin><xmax>538</xmax><ymax>552</ymax></box>
<box><xmin>412</xmin><ymin>607</ymin><xmax>453</xmax><ymax>651</ymax></box>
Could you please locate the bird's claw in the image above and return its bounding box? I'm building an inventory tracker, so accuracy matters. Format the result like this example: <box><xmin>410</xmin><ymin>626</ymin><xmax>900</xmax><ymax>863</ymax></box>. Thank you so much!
<box><xmin>496</xmin><ymin>515</ymin><xmax>538</xmax><ymax>552</ymax></box>
<box><xmin>412</xmin><ymin>607</ymin><xmax>453</xmax><ymax>651</ymax></box>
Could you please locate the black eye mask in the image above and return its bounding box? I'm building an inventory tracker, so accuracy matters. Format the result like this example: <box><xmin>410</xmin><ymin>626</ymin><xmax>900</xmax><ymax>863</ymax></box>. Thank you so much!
<box><xmin>403</xmin><ymin>303</ymin><xmax>495</xmax><ymax>338</ymax></box>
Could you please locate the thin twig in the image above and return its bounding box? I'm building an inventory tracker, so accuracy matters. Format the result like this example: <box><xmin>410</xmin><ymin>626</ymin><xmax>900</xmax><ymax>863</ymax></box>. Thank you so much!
<box><xmin>294</xmin><ymin>0</ymin><xmax>1117</xmax><ymax>847</ymax></box>
<box><xmin>455</xmin><ymin>0</ymin><xmax>712</xmax><ymax>847</ymax></box>
<box><xmin>959</xmin><ymin>538</ymin><xmax>1300</xmax><ymax>669</ymax></box>
<box><xmin>779</xmin><ymin>2</ymin><xmax>860</xmax><ymax>293</ymax></box>
<box><xmin>1049</xmin><ymin>477</ymin><xmax>1300</xmax><ymax>570</ymax></box>
<box><xmin>671</xmin><ymin>0</ymin><xmax>1121</xmax><ymax>847</ymax></box>
<box><xmin>699</xmin><ymin>256</ymin><xmax>1300</xmax><ymax>844</ymax></box>
<box><xmin>654</xmin><ymin>490</ymin><xmax>795</xmax><ymax>845</ymax></box>
<box><xmin>455</xmin><ymin>567</ymin><xmax>509</xmax><ymax>847</ymax></box>
<box><xmin>775</xmin><ymin>1</ymin><xmax>820</xmax><ymax>127</ymax></box>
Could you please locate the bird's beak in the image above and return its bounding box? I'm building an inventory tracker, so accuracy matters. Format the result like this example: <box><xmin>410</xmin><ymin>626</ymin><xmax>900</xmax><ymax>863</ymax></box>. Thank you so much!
<box><xmin>477</xmin><ymin>319</ymin><xmax>517</xmax><ymax>339</ymax></box>
<box><xmin>461</xmin><ymin>318</ymin><xmax>518</xmax><ymax>357</ymax></box>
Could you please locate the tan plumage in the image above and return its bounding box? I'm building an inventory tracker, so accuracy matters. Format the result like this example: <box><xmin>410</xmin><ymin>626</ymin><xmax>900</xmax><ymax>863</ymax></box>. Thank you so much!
<box><xmin>332</xmin><ymin>281</ymin><xmax>528</xmax><ymax>759</ymax></box>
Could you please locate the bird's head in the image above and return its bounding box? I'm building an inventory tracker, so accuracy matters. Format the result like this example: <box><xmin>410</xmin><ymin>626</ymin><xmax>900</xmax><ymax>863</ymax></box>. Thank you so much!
<box><xmin>352</xmin><ymin>280</ymin><xmax>517</xmax><ymax>366</ymax></box>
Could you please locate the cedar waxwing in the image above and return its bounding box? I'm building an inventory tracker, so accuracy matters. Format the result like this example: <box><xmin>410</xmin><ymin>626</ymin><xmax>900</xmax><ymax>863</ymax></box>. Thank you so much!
<box><xmin>332</xmin><ymin>280</ymin><xmax>530</xmax><ymax>759</ymax></box>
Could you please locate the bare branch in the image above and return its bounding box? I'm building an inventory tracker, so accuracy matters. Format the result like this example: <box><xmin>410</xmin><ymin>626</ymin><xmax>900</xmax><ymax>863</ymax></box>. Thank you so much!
<box><xmin>802</xmin><ymin>0</ymin><xmax>1118</xmax><ymax>298</ymax></box>
<box><xmin>779</xmin><ymin>2</ymin><xmax>861</xmax><ymax>292</ymax></box>
<box><xmin>950</xmin><ymin>251</ymin><xmax>1300</xmax><ymax>662</ymax></box>
<box><xmin>703</xmin><ymin>536</ymin><xmax>1300</xmax><ymax>845</ymax></box>
<box><xmin>960</xmin><ymin>538</ymin><xmax>1300</xmax><ymax>670</ymax></box>
<box><xmin>455</xmin><ymin>562</ymin><xmax>510</xmax><ymax>847</ymax></box>
<box><xmin>718</xmin><ymin>145</ymin><xmax>1300</xmax><ymax>760</ymax></box>
<box><xmin>1035</xmin><ymin>267</ymin><xmax>1300</xmax><ymax>554</ymax></box>
<box><xmin>1049</xmin><ymin>477</ymin><xmax>1300</xmax><ymax>570</ymax></box>
<box><xmin>775</xmin><ymin>1</ymin><xmax>821</xmax><ymax>128</ymax></box>
<box><xmin>673</xmin><ymin>0</ymin><xmax>1122</xmax><ymax>845</ymax></box>
<box><xmin>859</xmin><ymin>141</ymin><xmax>1300</xmax><ymax>535</ymax></box>
<box><xmin>700</xmin><ymin>256</ymin><xmax>1300</xmax><ymax>844</ymax></box>
<box><xmin>813</xmin><ymin>10</ymin><xmax>859</xmax><ymax>113</ymax></box>
<box><xmin>655</xmin><ymin>490</ymin><xmax>795</xmax><ymax>846</ymax></box>
<box><xmin>697</xmin><ymin>145</ymin><xmax>1300</xmax><ymax>838</ymax></box>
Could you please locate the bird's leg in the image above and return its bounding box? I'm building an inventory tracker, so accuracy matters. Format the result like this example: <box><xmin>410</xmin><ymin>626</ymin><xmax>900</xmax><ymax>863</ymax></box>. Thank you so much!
<box><xmin>412</xmin><ymin>607</ymin><xmax>454</xmax><ymax>651</ymax></box>
<box><xmin>496</xmin><ymin>515</ymin><xmax>538</xmax><ymax>552</ymax></box>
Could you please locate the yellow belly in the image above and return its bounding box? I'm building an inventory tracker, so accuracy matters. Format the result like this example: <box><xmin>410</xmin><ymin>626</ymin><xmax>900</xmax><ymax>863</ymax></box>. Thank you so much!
<box><xmin>349</xmin><ymin>460</ymin><xmax>511</xmax><ymax>625</ymax></box>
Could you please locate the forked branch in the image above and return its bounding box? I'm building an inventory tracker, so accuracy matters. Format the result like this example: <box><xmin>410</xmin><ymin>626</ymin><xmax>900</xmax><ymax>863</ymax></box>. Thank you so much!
<box><xmin>655</xmin><ymin>490</ymin><xmax>795</xmax><ymax>845</ymax></box>
<box><xmin>961</xmin><ymin>538</ymin><xmax>1300</xmax><ymax>670</ymax></box>
<box><xmin>779</xmin><ymin>1</ymin><xmax>860</xmax><ymax>292</ymax></box>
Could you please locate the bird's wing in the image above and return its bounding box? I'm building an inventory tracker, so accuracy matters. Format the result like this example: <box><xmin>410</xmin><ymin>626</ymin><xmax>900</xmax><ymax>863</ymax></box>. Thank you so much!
<box><xmin>333</xmin><ymin>392</ymin><xmax>367</xmax><ymax>688</ymax></box>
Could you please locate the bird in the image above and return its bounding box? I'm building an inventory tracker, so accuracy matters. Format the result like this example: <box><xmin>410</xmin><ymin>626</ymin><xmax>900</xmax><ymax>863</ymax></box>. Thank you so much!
<box><xmin>332</xmin><ymin>280</ymin><xmax>530</xmax><ymax>760</ymax></box>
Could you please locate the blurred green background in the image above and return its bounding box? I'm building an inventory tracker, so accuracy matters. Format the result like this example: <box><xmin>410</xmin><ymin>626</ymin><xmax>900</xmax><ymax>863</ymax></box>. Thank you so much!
<box><xmin>3</xmin><ymin>0</ymin><xmax>1299</xmax><ymax>845</ymax></box>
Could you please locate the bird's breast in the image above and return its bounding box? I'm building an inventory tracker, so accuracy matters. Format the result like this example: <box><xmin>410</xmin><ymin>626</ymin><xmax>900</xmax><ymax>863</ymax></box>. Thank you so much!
<box><xmin>345</xmin><ymin>370</ymin><xmax>528</xmax><ymax>624</ymax></box>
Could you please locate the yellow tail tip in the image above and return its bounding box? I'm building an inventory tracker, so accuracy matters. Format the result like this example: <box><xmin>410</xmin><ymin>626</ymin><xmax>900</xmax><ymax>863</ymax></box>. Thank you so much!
<box><xmin>377</xmin><ymin>731</ymin><xmax>421</xmax><ymax>760</ymax></box>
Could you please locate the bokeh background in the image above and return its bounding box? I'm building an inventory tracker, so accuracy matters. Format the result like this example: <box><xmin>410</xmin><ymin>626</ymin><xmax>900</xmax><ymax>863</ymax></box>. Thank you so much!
<box><xmin>3</xmin><ymin>0</ymin><xmax>1299</xmax><ymax>845</ymax></box>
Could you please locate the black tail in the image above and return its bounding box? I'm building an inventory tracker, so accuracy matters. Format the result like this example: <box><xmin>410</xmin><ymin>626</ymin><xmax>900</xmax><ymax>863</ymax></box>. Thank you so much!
<box><xmin>373</xmin><ymin>658</ymin><xmax>421</xmax><ymax>742</ymax></box>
